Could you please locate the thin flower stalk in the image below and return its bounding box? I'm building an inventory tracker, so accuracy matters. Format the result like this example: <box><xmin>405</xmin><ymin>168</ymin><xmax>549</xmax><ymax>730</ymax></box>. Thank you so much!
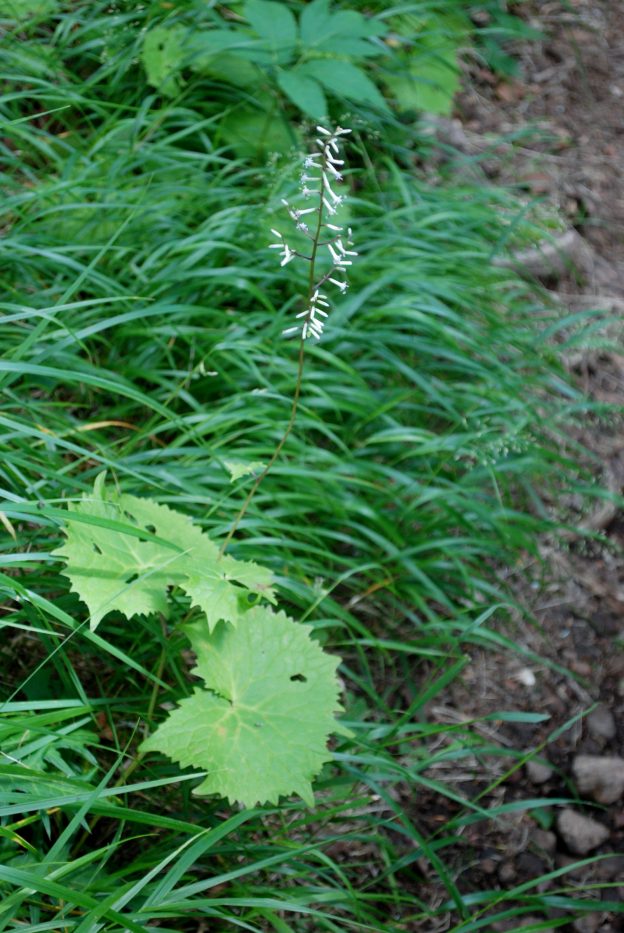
<box><xmin>219</xmin><ymin>126</ymin><xmax>357</xmax><ymax>557</ymax></box>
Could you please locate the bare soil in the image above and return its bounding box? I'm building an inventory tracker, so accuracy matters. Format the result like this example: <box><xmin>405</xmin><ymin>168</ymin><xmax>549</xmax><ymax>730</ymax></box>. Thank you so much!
<box><xmin>412</xmin><ymin>2</ymin><xmax>624</xmax><ymax>929</ymax></box>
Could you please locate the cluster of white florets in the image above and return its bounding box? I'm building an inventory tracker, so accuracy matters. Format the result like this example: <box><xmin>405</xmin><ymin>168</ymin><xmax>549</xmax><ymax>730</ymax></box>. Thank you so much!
<box><xmin>270</xmin><ymin>126</ymin><xmax>358</xmax><ymax>340</ymax></box>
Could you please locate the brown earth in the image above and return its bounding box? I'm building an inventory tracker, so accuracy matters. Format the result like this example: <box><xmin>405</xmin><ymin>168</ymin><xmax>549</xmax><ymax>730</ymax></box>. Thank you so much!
<box><xmin>412</xmin><ymin>2</ymin><xmax>624</xmax><ymax>929</ymax></box>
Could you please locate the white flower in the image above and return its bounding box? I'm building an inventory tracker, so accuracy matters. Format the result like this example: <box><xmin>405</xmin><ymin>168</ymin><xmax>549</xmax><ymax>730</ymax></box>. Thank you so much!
<box><xmin>336</xmin><ymin>239</ymin><xmax>358</xmax><ymax>257</ymax></box>
<box><xmin>289</xmin><ymin>207</ymin><xmax>316</xmax><ymax>220</ymax></box>
<box><xmin>280</xmin><ymin>244</ymin><xmax>295</xmax><ymax>266</ymax></box>
<box><xmin>270</xmin><ymin>124</ymin><xmax>356</xmax><ymax>340</ymax></box>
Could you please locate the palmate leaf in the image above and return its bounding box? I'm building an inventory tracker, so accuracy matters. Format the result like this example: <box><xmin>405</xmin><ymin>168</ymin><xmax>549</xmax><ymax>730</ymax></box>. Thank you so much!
<box><xmin>141</xmin><ymin>606</ymin><xmax>350</xmax><ymax>807</ymax></box>
<box><xmin>53</xmin><ymin>474</ymin><xmax>274</xmax><ymax>630</ymax></box>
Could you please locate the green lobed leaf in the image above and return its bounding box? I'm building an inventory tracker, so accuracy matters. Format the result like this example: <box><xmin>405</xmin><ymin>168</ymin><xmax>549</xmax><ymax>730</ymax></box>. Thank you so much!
<box><xmin>141</xmin><ymin>605</ymin><xmax>350</xmax><ymax>807</ymax></box>
<box><xmin>224</xmin><ymin>459</ymin><xmax>267</xmax><ymax>482</ymax></box>
<box><xmin>53</xmin><ymin>475</ymin><xmax>274</xmax><ymax>630</ymax></box>
<box><xmin>276</xmin><ymin>69</ymin><xmax>327</xmax><ymax>120</ymax></box>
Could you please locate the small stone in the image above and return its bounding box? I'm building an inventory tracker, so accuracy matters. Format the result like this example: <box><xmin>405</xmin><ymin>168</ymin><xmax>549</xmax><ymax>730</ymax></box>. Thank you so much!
<box><xmin>573</xmin><ymin>915</ymin><xmax>601</xmax><ymax>933</ymax></box>
<box><xmin>586</xmin><ymin>706</ymin><xmax>617</xmax><ymax>742</ymax></box>
<box><xmin>515</xmin><ymin>667</ymin><xmax>536</xmax><ymax>686</ymax></box>
<box><xmin>530</xmin><ymin>828</ymin><xmax>557</xmax><ymax>856</ymax></box>
<box><xmin>516</xmin><ymin>851</ymin><xmax>546</xmax><ymax>878</ymax></box>
<box><xmin>526</xmin><ymin>757</ymin><xmax>554</xmax><ymax>784</ymax></box>
<box><xmin>498</xmin><ymin>859</ymin><xmax>516</xmax><ymax>883</ymax></box>
<box><xmin>557</xmin><ymin>809</ymin><xmax>610</xmax><ymax>855</ymax></box>
<box><xmin>594</xmin><ymin>853</ymin><xmax>624</xmax><ymax>880</ymax></box>
<box><xmin>572</xmin><ymin>755</ymin><xmax>624</xmax><ymax>804</ymax></box>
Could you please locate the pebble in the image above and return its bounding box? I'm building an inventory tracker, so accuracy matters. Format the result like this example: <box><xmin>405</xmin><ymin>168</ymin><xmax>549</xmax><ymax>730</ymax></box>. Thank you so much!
<box><xmin>573</xmin><ymin>916</ymin><xmax>602</xmax><ymax>933</ymax></box>
<box><xmin>594</xmin><ymin>853</ymin><xmax>624</xmax><ymax>880</ymax></box>
<box><xmin>498</xmin><ymin>860</ymin><xmax>516</xmax><ymax>883</ymax></box>
<box><xmin>556</xmin><ymin>808</ymin><xmax>610</xmax><ymax>855</ymax></box>
<box><xmin>572</xmin><ymin>754</ymin><xmax>624</xmax><ymax>804</ymax></box>
<box><xmin>586</xmin><ymin>705</ymin><xmax>617</xmax><ymax>742</ymax></box>
<box><xmin>530</xmin><ymin>828</ymin><xmax>557</xmax><ymax>855</ymax></box>
<box><xmin>515</xmin><ymin>851</ymin><xmax>546</xmax><ymax>878</ymax></box>
<box><xmin>526</xmin><ymin>757</ymin><xmax>554</xmax><ymax>784</ymax></box>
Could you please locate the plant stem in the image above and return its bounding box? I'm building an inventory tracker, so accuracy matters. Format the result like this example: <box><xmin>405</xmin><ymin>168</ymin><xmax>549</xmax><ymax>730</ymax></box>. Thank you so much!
<box><xmin>219</xmin><ymin>170</ymin><xmax>328</xmax><ymax>558</ymax></box>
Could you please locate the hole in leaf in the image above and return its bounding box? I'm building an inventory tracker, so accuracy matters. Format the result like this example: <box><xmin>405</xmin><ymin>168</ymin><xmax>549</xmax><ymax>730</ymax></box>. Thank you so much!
<box><xmin>125</xmin><ymin>573</ymin><xmax>139</xmax><ymax>584</ymax></box>
<box><xmin>93</xmin><ymin>543</ymin><xmax>102</xmax><ymax>554</ymax></box>
<box><xmin>145</xmin><ymin>524</ymin><xmax>156</xmax><ymax>535</ymax></box>
<box><xmin>290</xmin><ymin>673</ymin><xmax>307</xmax><ymax>683</ymax></box>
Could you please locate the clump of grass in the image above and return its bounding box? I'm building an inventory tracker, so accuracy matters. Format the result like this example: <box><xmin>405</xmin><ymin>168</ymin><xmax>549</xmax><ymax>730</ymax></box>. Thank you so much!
<box><xmin>0</xmin><ymin>3</ymin><xmax>619</xmax><ymax>931</ymax></box>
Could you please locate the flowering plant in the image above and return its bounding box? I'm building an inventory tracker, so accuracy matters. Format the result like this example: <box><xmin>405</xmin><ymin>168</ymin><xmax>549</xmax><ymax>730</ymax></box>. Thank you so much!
<box><xmin>52</xmin><ymin>130</ymin><xmax>359</xmax><ymax>806</ymax></box>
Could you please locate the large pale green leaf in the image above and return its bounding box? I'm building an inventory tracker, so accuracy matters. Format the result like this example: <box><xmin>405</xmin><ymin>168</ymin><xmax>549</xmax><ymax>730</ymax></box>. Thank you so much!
<box><xmin>141</xmin><ymin>25</ymin><xmax>185</xmax><ymax>97</ymax></box>
<box><xmin>141</xmin><ymin>606</ymin><xmax>350</xmax><ymax>807</ymax></box>
<box><xmin>53</xmin><ymin>475</ymin><xmax>274</xmax><ymax>630</ymax></box>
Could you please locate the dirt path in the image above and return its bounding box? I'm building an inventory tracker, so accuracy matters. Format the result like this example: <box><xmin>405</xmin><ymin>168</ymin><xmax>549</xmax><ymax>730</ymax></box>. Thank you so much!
<box><xmin>416</xmin><ymin>3</ymin><xmax>624</xmax><ymax>929</ymax></box>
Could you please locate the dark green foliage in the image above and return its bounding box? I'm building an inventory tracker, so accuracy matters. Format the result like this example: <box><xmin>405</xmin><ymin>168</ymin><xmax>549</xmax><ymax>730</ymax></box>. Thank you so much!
<box><xmin>0</xmin><ymin>1</ymin><xmax>615</xmax><ymax>930</ymax></box>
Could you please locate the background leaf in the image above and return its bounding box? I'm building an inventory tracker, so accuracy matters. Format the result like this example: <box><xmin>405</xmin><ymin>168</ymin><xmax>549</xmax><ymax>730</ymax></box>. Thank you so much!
<box><xmin>277</xmin><ymin>68</ymin><xmax>327</xmax><ymax>120</ymax></box>
<box><xmin>300</xmin><ymin>0</ymin><xmax>383</xmax><ymax>55</ymax></box>
<box><xmin>244</xmin><ymin>0</ymin><xmax>297</xmax><ymax>62</ymax></box>
<box><xmin>301</xmin><ymin>59</ymin><xmax>389</xmax><ymax>111</ymax></box>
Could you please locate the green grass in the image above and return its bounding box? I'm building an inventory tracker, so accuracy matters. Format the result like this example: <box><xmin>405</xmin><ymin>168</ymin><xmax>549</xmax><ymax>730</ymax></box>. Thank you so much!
<box><xmin>1</xmin><ymin>1</ymin><xmax>621</xmax><ymax>930</ymax></box>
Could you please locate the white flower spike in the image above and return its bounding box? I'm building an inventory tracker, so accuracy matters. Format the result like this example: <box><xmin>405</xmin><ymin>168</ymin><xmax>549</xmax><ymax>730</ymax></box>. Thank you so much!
<box><xmin>269</xmin><ymin>125</ymin><xmax>357</xmax><ymax>340</ymax></box>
